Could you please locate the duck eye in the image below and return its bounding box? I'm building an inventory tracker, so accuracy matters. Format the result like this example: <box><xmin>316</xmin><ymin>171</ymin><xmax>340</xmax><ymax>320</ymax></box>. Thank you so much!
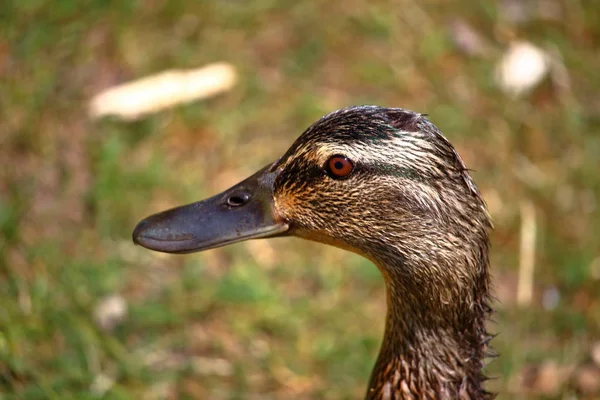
<box><xmin>325</xmin><ymin>155</ymin><xmax>354</xmax><ymax>179</ymax></box>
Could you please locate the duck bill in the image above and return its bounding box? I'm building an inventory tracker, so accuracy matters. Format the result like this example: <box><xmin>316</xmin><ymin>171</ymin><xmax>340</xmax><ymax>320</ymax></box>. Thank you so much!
<box><xmin>132</xmin><ymin>165</ymin><xmax>289</xmax><ymax>254</ymax></box>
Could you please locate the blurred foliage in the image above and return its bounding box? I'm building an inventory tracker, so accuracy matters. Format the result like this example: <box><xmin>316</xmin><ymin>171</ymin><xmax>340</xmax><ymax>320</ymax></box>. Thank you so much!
<box><xmin>1</xmin><ymin>0</ymin><xmax>599</xmax><ymax>399</ymax></box>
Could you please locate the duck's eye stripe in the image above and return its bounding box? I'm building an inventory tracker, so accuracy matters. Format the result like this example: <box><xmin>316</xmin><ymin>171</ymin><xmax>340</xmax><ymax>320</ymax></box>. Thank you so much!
<box><xmin>325</xmin><ymin>155</ymin><xmax>354</xmax><ymax>179</ymax></box>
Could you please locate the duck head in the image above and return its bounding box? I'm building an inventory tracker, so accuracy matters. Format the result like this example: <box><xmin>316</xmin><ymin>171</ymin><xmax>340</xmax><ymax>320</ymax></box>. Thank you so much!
<box><xmin>134</xmin><ymin>104</ymin><xmax>492</xmax><ymax>317</ymax></box>
<box><xmin>133</xmin><ymin>106</ymin><xmax>489</xmax><ymax>282</ymax></box>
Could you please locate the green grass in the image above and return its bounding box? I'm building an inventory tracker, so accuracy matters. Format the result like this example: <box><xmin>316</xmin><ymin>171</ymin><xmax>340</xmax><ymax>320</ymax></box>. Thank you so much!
<box><xmin>1</xmin><ymin>1</ymin><xmax>600</xmax><ymax>398</ymax></box>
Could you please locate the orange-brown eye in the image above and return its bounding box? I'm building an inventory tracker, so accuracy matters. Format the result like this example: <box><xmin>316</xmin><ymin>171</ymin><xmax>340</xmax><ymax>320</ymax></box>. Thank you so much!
<box><xmin>325</xmin><ymin>155</ymin><xmax>354</xmax><ymax>179</ymax></box>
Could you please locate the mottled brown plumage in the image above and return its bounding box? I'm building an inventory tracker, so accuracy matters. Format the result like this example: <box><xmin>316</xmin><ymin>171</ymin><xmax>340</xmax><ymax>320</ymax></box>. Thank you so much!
<box><xmin>270</xmin><ymin>106</ymin><xmax>494</xmax><ymax>399</ymax></box>
<box><xmin>134</xmin><ymin>105</ymin><xmax>494</xmax><ymax>399</ymax></box>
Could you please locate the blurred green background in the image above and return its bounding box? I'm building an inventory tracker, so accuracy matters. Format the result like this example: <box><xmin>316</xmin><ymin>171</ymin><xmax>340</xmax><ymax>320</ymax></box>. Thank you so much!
<box><xmin>1</xmin><ymin>1</ymin><xmax>599</xmax><ymax>399</ymax></box>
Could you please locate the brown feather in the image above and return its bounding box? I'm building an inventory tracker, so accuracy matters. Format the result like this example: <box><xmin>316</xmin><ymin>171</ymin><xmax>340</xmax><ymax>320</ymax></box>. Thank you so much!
<box><xmin>271</xmin><ymin>106</ymin><xmax>494</xmax><ymax>399</ymax></box>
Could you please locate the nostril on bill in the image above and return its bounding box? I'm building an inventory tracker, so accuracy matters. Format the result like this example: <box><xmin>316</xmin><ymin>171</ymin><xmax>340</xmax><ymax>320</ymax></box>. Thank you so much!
<box><xmin>227</xmin><ymin>193</ymin><xmax>250</xmax><ymax>207</ymax></box>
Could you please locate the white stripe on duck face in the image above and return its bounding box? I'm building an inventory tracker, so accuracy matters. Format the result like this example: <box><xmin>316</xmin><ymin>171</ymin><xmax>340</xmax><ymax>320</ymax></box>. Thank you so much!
<box><xmin>302</xmin><ymin>132</ymin><xmax>446</xmax><ymax>174</ymax></box>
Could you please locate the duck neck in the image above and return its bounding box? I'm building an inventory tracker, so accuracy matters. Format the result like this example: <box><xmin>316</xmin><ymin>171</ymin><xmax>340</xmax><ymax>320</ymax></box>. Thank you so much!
<box><xmin>365</xmin><ymin>255</ymin><xmax>493</xmax><ymax>400</ymax></box>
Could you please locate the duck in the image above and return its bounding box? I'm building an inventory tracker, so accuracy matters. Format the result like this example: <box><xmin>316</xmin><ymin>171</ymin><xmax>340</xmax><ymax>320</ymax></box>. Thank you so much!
<box><xmin>132</xmin><ymin>105</ymin><xmax>494</xmax><ymax>399</ymax></box>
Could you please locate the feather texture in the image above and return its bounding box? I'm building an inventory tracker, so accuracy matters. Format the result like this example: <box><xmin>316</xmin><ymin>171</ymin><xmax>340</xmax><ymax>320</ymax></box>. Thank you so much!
<box><xmin>271</xmin><ymin>106</ymin><xmax>494</xmax><ymax>399</ymax></box>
